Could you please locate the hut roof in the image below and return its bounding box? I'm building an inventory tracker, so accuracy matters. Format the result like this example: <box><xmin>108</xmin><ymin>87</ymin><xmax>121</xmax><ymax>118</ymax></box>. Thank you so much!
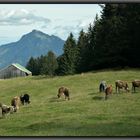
<box><xmin>12</xmin><ymin>63</ymin><xmax>32</xmax><ymax>74</ymax></box>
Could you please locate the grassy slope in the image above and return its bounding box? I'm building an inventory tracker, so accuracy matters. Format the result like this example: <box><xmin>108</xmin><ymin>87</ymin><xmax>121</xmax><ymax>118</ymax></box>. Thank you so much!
<box><xmin>0</xmin><ymin>69</ymin><xmax>140</xmax><ymax>136</ymax></box>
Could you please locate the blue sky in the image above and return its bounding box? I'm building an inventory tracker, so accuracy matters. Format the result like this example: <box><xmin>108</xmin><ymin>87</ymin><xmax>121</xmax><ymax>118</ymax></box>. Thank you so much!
<box><xmin>0</xmin><ymin>4</ymin><xmax>102</xmax><ymax>45</ymax></box>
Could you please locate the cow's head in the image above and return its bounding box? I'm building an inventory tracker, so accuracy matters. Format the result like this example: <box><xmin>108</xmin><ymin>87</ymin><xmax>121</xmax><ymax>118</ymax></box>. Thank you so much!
<box><xmin>57</xmin><ymin>93</ymin><xmax>61</xmax><ymax>98</ymax></box>
<box><xmin>57</xmin><ymin>92</ymin><xmax>64</xmax><ymax>98</ymax></box>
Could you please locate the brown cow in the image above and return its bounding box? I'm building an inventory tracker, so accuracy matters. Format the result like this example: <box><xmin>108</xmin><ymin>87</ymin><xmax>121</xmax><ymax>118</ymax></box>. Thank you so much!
<box><xmin>11</xmin><ymin>96</ymin><xmax>21</xmax><ymax>112</ymax></box>
<box><xmin>105</xmin><ymin>85</ymin><xmax>113</xmax><ymax>100</ymax></box>
<box><xmin>115</xmin><ymin>80</ymin><xmax>129</xmax><ymax>93</ymax></box>
<box><xmin>132</xmin><ymin>80</ymin><xmax>140</xmax><ymax>93</ymax></box>
<box><xmin>57</xmin><ymin>86</ymin><xmax>70</xmax><ymax>100</ymax></box>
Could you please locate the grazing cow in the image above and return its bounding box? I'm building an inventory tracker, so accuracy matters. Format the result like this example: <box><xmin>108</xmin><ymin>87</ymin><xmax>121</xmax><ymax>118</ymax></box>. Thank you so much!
<box><xmin>115</xmin><ymin>80</ymin><xmax>129</xmax><ymax>93</ymax></box>
<box><xmin>132</xmin><ymin>80</ymin><xmax>140</xmax><ymax>93</ymax></box>
<box><xmin>11</xmin><ymin>96</ymin><xmax>21</xmax><ymax>112</ymax></box>
<box><xmin>105</xmin><ymin>85</ymin><xmax>113</xmax><ymax>100</ymax></box>
<box><xmin>57</xmin><ymin>86</ymin><xmax>70</xmax><ymax>100</ymax></box>
<box><xmin>99</xmin><ymin>81</ymin><xmax>107</xmax><ymax>92</ymax></box>
<box><xmin>0</xmin><ymin>103</ymin><xmax>15</xmax><ymax>117</ymax></box>
<box><xmin>20</xmin><ymin>93</ymin><xmax>30</xmax><ymax>105</ymax></box>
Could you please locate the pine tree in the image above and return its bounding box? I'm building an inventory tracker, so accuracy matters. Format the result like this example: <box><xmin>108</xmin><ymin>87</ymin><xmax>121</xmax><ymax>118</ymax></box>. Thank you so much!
<box><xmin>40</xmin><ymin>51</ymin><xmax>58</xmax><ymax>76</ymax></box>
<box><xmin>76</xmin><ymin>29</ymin><xmax>88</xmax><ymax>72</ymax></box>
<box><xmin>57</xmin><ymin>33</ymin><xmax>77</xmax><ymax>75</ymax></box>
<box><xmin>26</xmin><ymin>57</ymin><xmax>38</xmax><ymax>75</ymax></box>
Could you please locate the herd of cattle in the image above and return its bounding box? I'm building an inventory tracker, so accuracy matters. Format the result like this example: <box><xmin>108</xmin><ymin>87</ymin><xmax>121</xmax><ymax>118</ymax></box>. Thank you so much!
<box><xmin>58</xmin><ymin>80</ymin><xmax>140</xmax><ymax>100</ymax></box>
<box><xmin>0</xmin><ymin>87</ymin><xmax>69</xmax><ymax>118</ymax></box>
<box><xmin>0</xmin><ymin>80</ymin><xmax>140</xmax><ymax>118</ymax></box>
<box><xmin>100</xmin><ymin>79</ymin><xmax>140</xmax><ymax>99</ymax></box>
<box><xmin>0</xmin><ymin>93</ymin><xmax>30</xmax><ymax>118</ymax></box>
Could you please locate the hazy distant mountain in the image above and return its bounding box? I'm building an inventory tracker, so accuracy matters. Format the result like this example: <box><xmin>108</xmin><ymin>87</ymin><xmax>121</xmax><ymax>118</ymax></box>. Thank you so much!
<box><xmin>0</xmin><ymin>30</ymin><xmax>65</xmax><ymax>69</ymax></box>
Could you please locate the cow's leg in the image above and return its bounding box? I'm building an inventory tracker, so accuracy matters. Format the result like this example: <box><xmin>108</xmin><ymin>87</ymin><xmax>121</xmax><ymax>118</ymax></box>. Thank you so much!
<box><xmin>134</xmin><ymin>86</ymin><xmax>136</xmax><ymax>93</ymax></box>
<box><xmin>102</xmin><ymin>87</ymin><xmax>104</xmax><ymax>92</ymax></box>
<box><xmin>2</xmin><ymin>110</ymin><xmax>6</xmax><ymax>118</ymax></box>
<box><xmin>100</xmin><ymin>85</ymin><xmax>103</xmax><ymax>92</ymax></box>
<box><xmin>116</xmin><ymin>85</ymin><xmax>118</xmax><ymax>93</ymax></box>
<box><xmin>118</xmin><ymin>87</ymin><xmax>120</xmax><ymax>93</ymax></box>
<box><xmin>132</xmin><ymin>84</ymin><xmax>134</xmax><ymax>93</ymax></box>
<box><xmin>115</xmin><ymin>85</ymin><xmax>117</xmax><ymax>93</ymax></box>
<box><xmin>125</xmin><ymin>87</ymin><xmax>127</xmax><ymax>93</ymax></box>
<box><xmin>67</xmin><ymin>95</ymin><xmax>70</xmax><ymax>100</ymax></box>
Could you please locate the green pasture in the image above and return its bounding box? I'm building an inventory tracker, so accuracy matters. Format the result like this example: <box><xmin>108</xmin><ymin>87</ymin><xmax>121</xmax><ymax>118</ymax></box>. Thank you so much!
<box><xmin>0</xmin><ymin>69</ymin><xmax>140</xmax><ymax>136</ymax></box>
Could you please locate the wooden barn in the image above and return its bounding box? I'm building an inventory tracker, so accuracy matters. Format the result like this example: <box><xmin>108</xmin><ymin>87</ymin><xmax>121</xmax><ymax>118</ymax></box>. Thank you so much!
<box><xmin>0</xmin><ymin>63</ymin><xmax>32</xmax><ymax>79</ymax></box>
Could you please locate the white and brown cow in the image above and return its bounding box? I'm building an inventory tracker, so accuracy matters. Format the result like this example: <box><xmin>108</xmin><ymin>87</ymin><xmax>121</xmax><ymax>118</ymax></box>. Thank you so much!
<box><xmin>0</xmin><ymin>103</ymin><xmax>15</xmax><ymax>117</ymax></box>
<box><xmin>115</xmin><ymin>80</ymin><xmax>129</xmax><ymax>93</ymax></box>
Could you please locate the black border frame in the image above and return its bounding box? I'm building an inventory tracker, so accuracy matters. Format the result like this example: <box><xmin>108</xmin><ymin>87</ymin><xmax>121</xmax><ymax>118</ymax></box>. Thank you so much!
<box><xmin>0</xmin><ymin>0</ymin><xmax>139</xmax><ymax>4</ymax></box>
<box><xmin>0</xmin><ymin>1</ymin><xmax>139</xmax><ymax>139</ymax></box>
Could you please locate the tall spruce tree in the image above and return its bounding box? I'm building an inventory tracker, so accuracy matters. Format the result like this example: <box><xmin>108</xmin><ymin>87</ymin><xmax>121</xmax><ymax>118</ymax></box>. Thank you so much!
<box><xmin>86</xmin><ymin>14</ymin><xmax>102</xmax><ymax>70</ymax></box>
<box><xmin>57</xmin><ymin>33</ymin><xmax>77</xmax><ymax>75</ymax></box>
<box><xmin>76</xmin><ymin>29</ymin><xmax>88</xmax><ymax>72</ymax></box>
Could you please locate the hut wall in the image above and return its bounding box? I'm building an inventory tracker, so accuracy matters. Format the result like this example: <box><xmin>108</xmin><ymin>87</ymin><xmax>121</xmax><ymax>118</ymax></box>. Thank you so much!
<box><xmin>0</xmin><ymin>65</ymin><xmax>26</xmax><ymax>79</ymax></box>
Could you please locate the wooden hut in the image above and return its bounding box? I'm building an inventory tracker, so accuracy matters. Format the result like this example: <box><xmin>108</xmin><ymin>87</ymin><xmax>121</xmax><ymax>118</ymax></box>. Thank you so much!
<box><xmin>0</xmin><ymin>63</ymin><xmax>32</xmax><ymax>79</ymax></box>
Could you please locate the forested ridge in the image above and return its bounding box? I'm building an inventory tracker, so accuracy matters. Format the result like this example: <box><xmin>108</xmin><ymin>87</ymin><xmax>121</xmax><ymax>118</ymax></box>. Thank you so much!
<box><xmin>27</xmin><ymin>4</ymin><xmax>140</xmax><ymax>76</ymax></box>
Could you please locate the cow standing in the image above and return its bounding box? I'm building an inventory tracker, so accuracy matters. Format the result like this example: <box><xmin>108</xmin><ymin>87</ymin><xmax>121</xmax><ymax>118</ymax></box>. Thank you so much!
<box><xmin>11</xmin><ymin>96</ymin><xmax>21</xmax><ymax>112</ymax></box>
<box><xmin>132</xmin><ymin>80</ymin><xmax>140</xmax><ymax>93</ymax></box>
<box><xmin>57</xmin><ymin>87</ymin><xmax>70</xmax><ymax>100</ymax></box>
<box><xmin>20</xmin><ymin>94</ymin><xmax>30</xmax><ymax>105</ymax></box>
<box><xmin>105</xmin><ymin>85</ymin><xmax>113</xmax><ymax>100</ymax></box>
<box><xmin>99</xmin><ymin>81</ymin><xmax>107</xmax><ymax>92</ymax></box>
<box><xmin>115</xmin><ymin>80</ymin><xmax>129</xmax><ymax>93</ymax></box>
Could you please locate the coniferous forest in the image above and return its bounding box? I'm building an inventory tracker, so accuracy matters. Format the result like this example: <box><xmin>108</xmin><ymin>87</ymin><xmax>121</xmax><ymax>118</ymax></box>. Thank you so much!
<box><xmin>26</xmin><ymin>4</ymin><xmax>140</xmax><ymax>76</ymax></box>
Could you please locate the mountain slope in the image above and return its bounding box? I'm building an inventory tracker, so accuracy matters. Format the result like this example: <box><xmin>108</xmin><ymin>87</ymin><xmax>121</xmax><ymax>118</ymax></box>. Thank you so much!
<box><xmin>0</xmin><ymin>30</ymin><xmax>65</xmax><ymax>69</ymax></box>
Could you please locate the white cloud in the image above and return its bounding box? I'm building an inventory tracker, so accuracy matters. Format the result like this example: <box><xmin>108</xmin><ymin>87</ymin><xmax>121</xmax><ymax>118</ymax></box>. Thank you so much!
<box><xmin>0</xmin><ymin>9</ymin><xmax>51</xmax><ymax>26</ymax></box>
<box><xmin>48</xmin><ymin>17</ymin><xmax>94</xmax><ymax>40</ymax></box>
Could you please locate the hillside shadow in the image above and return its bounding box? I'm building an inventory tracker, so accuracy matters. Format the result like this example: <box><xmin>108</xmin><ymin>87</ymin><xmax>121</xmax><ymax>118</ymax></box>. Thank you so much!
<box><xmin>88</xmin><ymin>92</ymin><xmax>103</xmax><ymax>96</ymax></box>
<box><xmin>88</xmin><ymin>92</ymin><xmax>95</xmax><ymax>96</ymax></box>
<box><xmin>92</xmin><ymin>96</ymin><xmax>104</xmax><ymax>101</ymax></box>
<box><xmin>49</xmin><ymin>97</ymin><xmax>66</xmax><ymax>103</ymax></box>
<box><xmin>48</xmin><ymin>97</ymin><xmax>58</xmax><ymax>103</ymax></box>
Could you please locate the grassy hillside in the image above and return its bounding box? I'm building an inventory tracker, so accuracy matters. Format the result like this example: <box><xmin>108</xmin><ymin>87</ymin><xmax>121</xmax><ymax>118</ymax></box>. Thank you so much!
<box><xmin>0</xmin><ymin>69</ymin><xmax>140</xmax><ymax>136</ymax></box>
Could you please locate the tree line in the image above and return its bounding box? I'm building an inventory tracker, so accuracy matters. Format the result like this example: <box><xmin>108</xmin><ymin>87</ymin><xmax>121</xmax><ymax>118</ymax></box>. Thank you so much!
<box><xmin>26</xmin><ymin>4</ymin><xmax>140</xmax><ymax>76</ymax></box>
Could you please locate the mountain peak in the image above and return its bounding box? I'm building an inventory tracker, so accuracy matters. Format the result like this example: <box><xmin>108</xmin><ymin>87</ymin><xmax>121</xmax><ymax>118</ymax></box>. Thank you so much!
<box><xmin>32</xmin><ymin>29</ymin><xmax>38</xmax><ymax>32</ymax></box>
<box><xmin>31</xmin><ymin>29</ymin><xmax>44</xmax><ymax>34</ymax></box>
<box><xmin>20</xmin><ymin>29</ymin><xmax>50</xmax><ymax>41</ymax></box>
